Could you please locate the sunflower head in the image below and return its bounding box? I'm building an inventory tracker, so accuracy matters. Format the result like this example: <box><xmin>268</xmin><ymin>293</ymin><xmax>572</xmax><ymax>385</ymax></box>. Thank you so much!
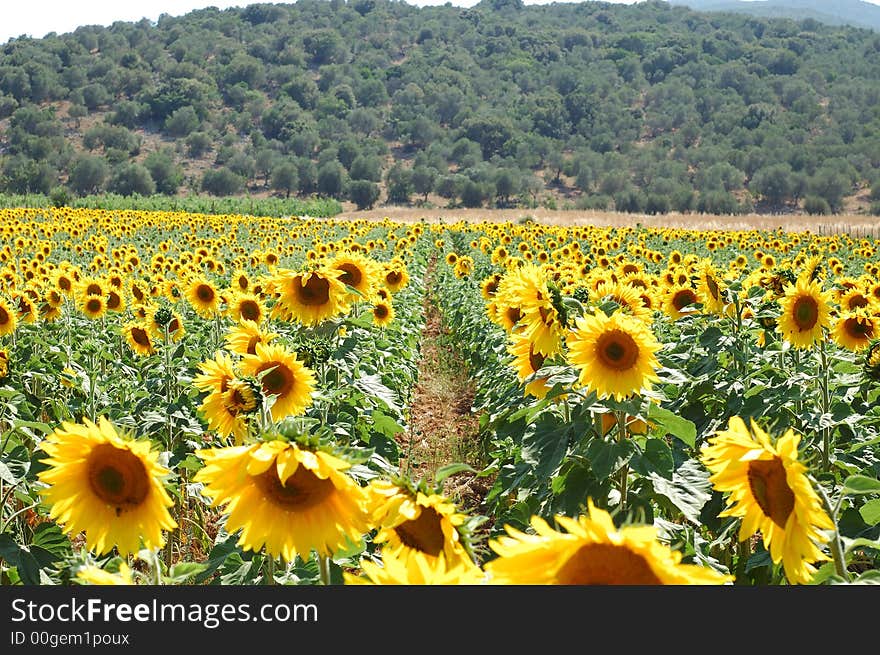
<box><xmin>565</xmin><ymin>309</ymin><xmax>661</xmax><ymax>401</ymax></box>
<box><xmin>368</xmin><ymin>476</ymin><xmax>485</xmax><ymax>568</ymax></box>
<box><xmin>37</xmin><ymin>417</ymin><xmax>177</xmax><ymax>556</ymax></box>
<box><xmin>863</xmin><ymin>339</ymin><xmax>880</xmax><ymax>383</ymax></box>
<box><xmin>485</xmin><ymin>500</ymin><xmax>733</xmax><ymax>585</ymax></box>
<box><xmin>194</xmin><ymin>439</ymin><xmax>371</xmax><ymax>562</ymax></box>
<box><xmin>701</xmin><ymin>417</ymin><xmax>834</xmax><ymax>584</ymax></box>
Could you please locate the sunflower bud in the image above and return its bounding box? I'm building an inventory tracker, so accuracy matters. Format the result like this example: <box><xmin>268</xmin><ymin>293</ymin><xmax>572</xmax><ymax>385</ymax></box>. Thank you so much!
<box><xmin>863</xmin><ymin>339</ymin><xmax>880</xmax><ymax>382</ymax></box>
<box><xmin>153</xmin><ymin>306</ymin><xmax>173</xmax><ymax>328</ymax></box>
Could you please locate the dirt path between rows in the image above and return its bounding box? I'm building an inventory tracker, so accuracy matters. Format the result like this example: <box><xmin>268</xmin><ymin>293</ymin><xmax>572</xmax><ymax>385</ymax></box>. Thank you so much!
<box><xmin>397</xmin><ymin>259</ymin><xmax>490</xmax><ymax>518</ymax></box>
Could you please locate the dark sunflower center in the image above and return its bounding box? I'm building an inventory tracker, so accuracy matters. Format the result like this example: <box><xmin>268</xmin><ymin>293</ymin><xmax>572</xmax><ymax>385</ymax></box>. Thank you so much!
<box><xmin>85</xmin><ymin>297</ymin><xmax>102</xmax><ymax>313</ymax></box>
<box><xmin>168</xmin><ymin>317</ymin><xmax>181</xmax><ymax>334</ymax></box>
<box><xmin>86</xmin><ymin>283</ymin><xmax>102</xmax><ymax>296</ymax></box>
<box><xmin>847</xmin><ymin>295</ymin><xmax>869</xmax><ymax>310</ymax></box>
<box><xmin>337</xmin><ymin>264</ymin><xmax>362</xmax><ymax>288</ymax></box>
<box><xmin>554</xmin><ymin>543</ymin><xmax>663</xmax><ymax>585</ymax></box>
<box><xmin>792</xmin><ymin>296</ymin><xmax>819</xmax><ymax>330</ymax></box>
<box><xmin>225</xmin><ymin>383</ymin><xmax>257</xmax><ymax>414</ymax></box>
<box><xmin>374</xmin><ymin>304</ymin><xmax>389</xmax><ymax>319</ymax></box>
<box><xmin>254</xmin><ymin>464</ymin><xmax>335</xmax><ymax>511</ymax></box>
<box><xmin>506</xmin><ymin>307</ymin><xmax>522</xmax><ymax>325</ymax></box>
<box><xmin>107</xmin><ymin>292</ymin><xmax>121</xmax><ymax>310</ymax></box>
<box><xmin>596</xmin><ymin>330</ymin><xmax>640</xmax><ymax>372</ymax></box>
<box><xmin>132</xmin><ymin>286</ymin><xmax>144</xmax><ymax>301</ymax></box>
<box><xmin>246</xmin><ymin>335</ymin><xmax>262</xmax><ymax>355</ymax></box>
<box><xmin>240</xmin><ymin>300</ymin><xmax>261</xmax><ymax>321</ymax></box>
<box><xmin>238</xmin><ymin>276</ymin><xmax>248</xmax><ymax>291</ymax></box>
<box><xmin>672</xmin><ymin>289</ymin><xmax>697</xmax><ymax>311</ymax></box>
<box><xmin>0</xmin><ymin>307</ymin><xmax>12</xmax><ymax>325</ymax></box>
<box><xmin>386</xmin><ymin>271</ymin><xmax>402</xmax><ymax>285</ymax></box>
<box><xmin>259</xmin><ymin>362</ymin><xmax>293</xmax><ymax>397</ymax></box>
<box><xmin>196</xmin><ymin>284</ymin><xmax>215</xmax><ymax>303</ymax></box>
<box><xmin>87</xmin><ymin>444</ymin><xmax>150</xmax><ymax>514</ymax></box>
<box><xmin>623</xmin><ymin>264</ymin><xmax>638</xmax><ymax>275</ymax></box>
<box><xmin>394</xmin><ymin>506</ymin><xmax>445</xmax><ymax>557</ymax></box>
<box><xmin>485</xmin><ymin>280</ymin><xmax>499</xmax><ymax>295</ymax></box>
<box><xmin>59</xmin><ymin>277</ymin><xmax>72</xmax><ymax>291</ymax></box>
<box><xmin>747</xmin><ymin>457</ymin><xmax>795</xmax><ymax>529</ymax></box>
<box><xmin>706</xmin><ymin>275</ymin><xmax>720</xmax><ymax>300</ymax></box>
<box><xmin>296</xmin><ymin>275</ymin><xmax>331</xmax><ymax>306</ymax></box>
<box><xmin>131</xmin><ymin>326</ymin><xmax>151</xmax><ymax>347</ymax></box>
<box><xmin>528</xmin><ymin>347</ymin><xmax>545</xmax><ymax>373</ymax></box>
<box><xmin>844</xmin><ymin>317</ymin><xmax>873</xmax><ymax>339</ymax></box>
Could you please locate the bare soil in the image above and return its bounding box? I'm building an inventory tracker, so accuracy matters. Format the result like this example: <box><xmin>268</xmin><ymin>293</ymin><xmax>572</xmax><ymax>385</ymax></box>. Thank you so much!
<box><xmin>397</xmin><ymin>263</ymin><xmax>491</xmax><ymax>519</ymax></box>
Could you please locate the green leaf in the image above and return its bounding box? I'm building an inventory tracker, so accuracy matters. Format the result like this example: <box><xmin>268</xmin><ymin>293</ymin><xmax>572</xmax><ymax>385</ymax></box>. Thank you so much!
<box><xmin>641</xmin><ymin>438</ymin><xmax>674</xmax><ymax>480</ymax></box>
<box><xmin>647</xmin><ymin>404</ymin><xmax>696</xmax><ymax>448</ymax></box>
<box><xmin>370</xmin><ymin>410</ymin><xmax>403</xmax><ymax>438</ymax></box>
<box><xmin>521</xmin><ymin>414</ymin><xmax>571</xmax><ymax>480</ymax></box>
<box><xmin>354</xmin><ymin>374</ymin><xmax>400</xmax><ymax>413</ymax></box>
<box><xmin>0</xmin><ymin>460</ymin><xmax>17</xmax><ymax>484</ymax></box>
<box><xmin>31</xmin><ymin>523</ymin><xmax>71</xmax><ymax>557</ymax></box>
<box><xmin>435</xmin><ymin>463</ymin><xmax>476</xmax><ymax>484</ymax></box>
<box><xmin>585</xmin><ymin>438</ymin><xmax>634</xmax><ymax>480</ymax></box>
<box><xmin>650</xmin><ymin>459</ymin><xmax>711</xmax><ymax>525</ymax></box>
<box><xmin>168</xmin><ymin>563</ymin><xmax>208</xmax><ymax>583</ymax></box>
<box><xmin>859</xmin><ymin>499</ymin><xmax>880</xmax><ymax>526</ymax></box>
<box><xmin>842</xmin><ymin>475</ymin><xmax>880</xmax><ymax>496</ymax></box>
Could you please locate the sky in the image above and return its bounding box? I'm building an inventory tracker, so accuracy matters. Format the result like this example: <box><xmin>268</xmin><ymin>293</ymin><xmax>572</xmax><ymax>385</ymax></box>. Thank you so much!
<box><xmin>1</xmin><ymin>0</ymin><xmax>879</xmax><ymax>44</ymax></box>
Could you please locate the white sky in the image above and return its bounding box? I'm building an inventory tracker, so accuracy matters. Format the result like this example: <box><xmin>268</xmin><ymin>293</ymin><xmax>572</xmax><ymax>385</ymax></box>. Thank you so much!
<box><xmin>1</xmin><ymin>0</ymin><xmax>878</xmax><ymax>44</ymax></box>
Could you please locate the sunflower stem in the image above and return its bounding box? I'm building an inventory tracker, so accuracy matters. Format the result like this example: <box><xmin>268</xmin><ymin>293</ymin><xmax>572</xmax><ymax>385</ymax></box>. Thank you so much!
<box><xmin>152</xmin><ymin>548</ymin><xmax>163</xmax><ymax>586</ymax></box>
<box><xmin>818</xmin><ymin>339</ymin><xmax>831</xmax><ymax>472</ymax></box>
<box><xmin>816</xmin><ymin>484</ymin><xmax>850</xmax><ymax>582</ymax></box>
<box><xmin>615</xmin><ymin>410</ymin><xmax>629</xmax><ymax>508</ymax></box>
<box><xmin>318</xmin><ymin>554</ymin><xmax>333</xmax><ymax>585</ymax></box>
<box><xmin>264</xmin><ymin>553</ymin><xmax>275</xmax><ymax>585</ymax></box>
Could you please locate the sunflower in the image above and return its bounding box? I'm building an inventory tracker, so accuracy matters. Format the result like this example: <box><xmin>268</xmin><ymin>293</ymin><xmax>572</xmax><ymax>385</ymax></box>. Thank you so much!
<box><xmin>833</xmin><ymin>309</ymin><xmax>877</xmax><ymax>351</ymax></box>
<box><xmin>81</xmin><ymin>294</ymin><xmax>106</xmax><ymax>320</ymax></box>
<box><xmin>75</xmin><ymin>562</ymin><xmax>135</xmax><ymax>586</ymax></box>
<box><xmin>198</xmin><ymin>377</ymin><xmax>259</xmax><ymax>444</ymax></box>
<box><xmin>186</xmin><ymin>276</ymin><xmax>220</xmax><ymax>318</ymax></box>
<box><xmin>0</xmin><ymin>298</ymin><xmax>18</xmax><ymax>336</ymax></box>
<box><xmin>697</xmin><ymin>261</ymin><xmax>726</xmax><ymax>315</ymax></box>
<box><xmin>329</xmin><ymin>253</ymin><xmax>376</xmax><ymax>300</ymax></box>
<box><xmin>776</xmin><ymin>277</ymin><xmax>833</xmax><ymax>350</ymax></box>
<box><xmin>37</xmin><ymin>417</ymin><xmax>177</xmax><ymax>556</ymax></box>
<box><xmin>700</xmin><ymin>416</ymin><xmax>834</xmax><ymax>585</ymax></box>
<box><xmin>508</xmin><ymin>333</ymin><xmax>551</xmax><ymax>399</ymax></box>
<box><xmin>271</xmin><ymin>268</ymin><xmax>350</xmax><ymax>326</ymax></box>
<box><xmin>382</xmin><ymin>264</ymin><xmax>409</xmax><ymax>293</ymax></box>
<box><xmin>485</xmin><ymin>500</ymin><xmax>732</xmax><ymax>585</ymax></box>
<box><xmin>239</xmin><ymin>342</ymin><xmax>316</xmax><ymax>421</ymax></box>
<box><xmin>193</xmin><ymin>350</ymin><xmax>237</xmax><ymax>396</ymax></box>
<box><xmin>123</xmin><ymin>322</ymin><xmax>155</xmax><ymax>357</ymax></box>
<box><xmin>480</xmin><ymin>273</ymin><xmax>503</xmax><ymax>301</ymax></box>
<box><xmin>225</xmin><ymin>319</ymin><xmax>278</xmax><ymax>356</ymax></box>
<box><xmin>194</xmin><ymin>440</ymin><xmax>371</xmax><ymax>562</ymax></box>
<box><xmin>662</xmin><ymin>284</ymin><xmax>701</xmax><ymax>320</ymax></box>
<box><xmin>368</xmin><ymin>479</ymin><xmax>476</xmax><ymax>567</ymax></box>
<box><xmin>345</xmin><ymin>548</ymin><xmax>487</xmax><ymax>585</ymax></box>
<box><xmin>592</xmin><ymin>281</ymin><xmax>653</xmax><ymax>323</ymax></box>
<box><xmin>227</xmin><ymin>292</ymin><xmax>266</xmax><ymax>324</ymax></box>
<box><xmin>372</xmin><ymin>300</ymin><xmax>395</xmax><ymax>327</ymax></box>
<box><xmin>147</xmin><ymin>306</ymin><xmax>185</xmax><ymax>342</ymax></box>
<box><xmin>566</xmin><ymin>309</ymin><xmax>661</xmax><ymax>401</ymax></box>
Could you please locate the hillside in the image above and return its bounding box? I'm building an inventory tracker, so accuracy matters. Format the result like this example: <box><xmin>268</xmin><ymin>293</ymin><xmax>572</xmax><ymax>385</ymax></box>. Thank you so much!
<box><xmin>670</xmin><ymin>0</ymin><xmax>880</xmax><ymax>31</ymax></box>
<box><xmin>1</xmin><ymin>0</ymin><xmax>880</xmax><ymax>216</ymax></box>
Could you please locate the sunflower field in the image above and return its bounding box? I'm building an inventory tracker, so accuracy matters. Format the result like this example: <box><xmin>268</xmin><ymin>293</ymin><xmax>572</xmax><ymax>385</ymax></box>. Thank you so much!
<box><xmin>1</xmin><ymin>206</ymin><xmax>879</xmax><ymax>586</ymax></box>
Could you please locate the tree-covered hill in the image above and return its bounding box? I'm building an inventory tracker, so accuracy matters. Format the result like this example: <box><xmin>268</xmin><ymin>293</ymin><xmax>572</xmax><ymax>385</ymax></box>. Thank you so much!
<box><xmin>1</xmin><ymin>0</ymin><xmax>880</xmax><ymax>215</ymax></box>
